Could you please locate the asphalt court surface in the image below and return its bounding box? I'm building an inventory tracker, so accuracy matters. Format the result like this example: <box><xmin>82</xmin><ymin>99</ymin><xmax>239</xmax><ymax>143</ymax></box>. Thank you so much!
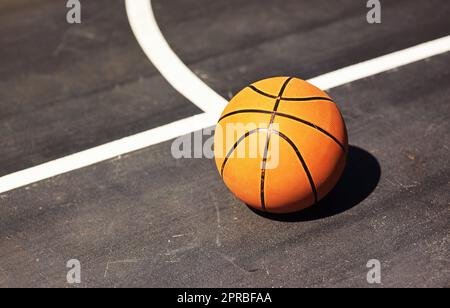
<box><xmin>0</xmin><ymin>0</ymin><xmax>449</xmax><ymax>287</ymax></box>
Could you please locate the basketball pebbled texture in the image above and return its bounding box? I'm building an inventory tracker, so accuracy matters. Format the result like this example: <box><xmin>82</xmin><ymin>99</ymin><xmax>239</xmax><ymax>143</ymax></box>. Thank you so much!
<box><xmin>214</xmin><ymin>77</ymin><xmax>348</xmax><ymax>214</ymax></box>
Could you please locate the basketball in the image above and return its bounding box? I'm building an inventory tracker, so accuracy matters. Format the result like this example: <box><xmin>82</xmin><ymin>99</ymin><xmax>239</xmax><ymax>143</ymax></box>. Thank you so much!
<box><xmin>214</xmin><ymin>77</ymin><xmax>348</xmax><ymax>213</ymax></box>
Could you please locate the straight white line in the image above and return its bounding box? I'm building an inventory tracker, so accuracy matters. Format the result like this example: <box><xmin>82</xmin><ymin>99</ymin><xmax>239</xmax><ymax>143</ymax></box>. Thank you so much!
<box><xmin>125</xmin><ymin>0</ymin><xmax>227</xmax><ymax>114</ymax></box>
<box><xmin>309</xmin><ymin>36</ymin><xmax>450</xmax><ymax>90</ymax></box>
<box><xmin>0</xmin><ymin>113</ymin><xmax>218</xmax><ymax>194</ymax></box>
<box><xmin>0</xmin><ymin>2</ymin><xmax>449</xmax><ymax>195</ymax></box>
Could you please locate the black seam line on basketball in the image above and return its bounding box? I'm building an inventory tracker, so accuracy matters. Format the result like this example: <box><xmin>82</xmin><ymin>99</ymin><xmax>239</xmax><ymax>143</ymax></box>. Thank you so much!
<box><xmin>260</xmin><ymin>131</ymin><xmax>272</xmax><ymax>211</ymax></box>
<box><xmin>218</xmin><ymin>109</ymin><xmax>345</xmax><ymax>152</ymax></box>
<box><xmin>272</xmin><ymin>130</ymin><xmax>318</xmax><ymax>205</ymax></box>
<box><xmin>281</xmin><ymin>96</ymin><xmax>334</xmax><ymax>102</ymax></box>
<box><xmin>220</xmin><ymin>128</ymin><xmax>268</xmax><ymax>177</ymax></box>
<box><xmin>248</xmin><ymin>85</ymin><xmax>334</xmax><ymax>103</ymax></box>
<box><xmin>248</xmin><ymin>85</ymin><xmax>277</xmax><ymax>99</ymax></box>
<box><xmin>260</xmin><ymin>77</ymin><xmax>293</xmax><ymax>211</ymax></box>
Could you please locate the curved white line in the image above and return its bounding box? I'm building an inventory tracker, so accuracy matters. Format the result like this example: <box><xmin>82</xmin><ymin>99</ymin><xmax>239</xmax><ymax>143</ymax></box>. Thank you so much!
<box><xmin>125</xmin><ymin>0</ymin><xmax>227</xmax><ymax>115</ymax></box>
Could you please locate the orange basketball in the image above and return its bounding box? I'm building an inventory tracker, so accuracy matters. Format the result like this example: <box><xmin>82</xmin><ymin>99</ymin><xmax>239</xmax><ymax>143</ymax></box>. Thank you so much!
<box><xmin>214</xmin><ymin>77</ymin><xmax>348</xmax><ymax>214</ymax></box>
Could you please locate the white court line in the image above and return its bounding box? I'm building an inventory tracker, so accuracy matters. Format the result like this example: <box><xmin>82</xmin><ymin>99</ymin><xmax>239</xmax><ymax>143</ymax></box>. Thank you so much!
<box><xmin>0</xmin><ymin>113</ymin><xmax>218</xmax><ymax>194</ymax></box>
<box><xmin>0</xmin><ymin>0</ymin><xmax>449</xmax><ymax>194</ymax></box>
<box><xmin>309</xmin><ymin>36</ymin><xmax>450</xmax><ymax>90</ymax></box>
<box><xmin>125</xmin><ymin>0</ymin><xmax>227</xmax><ymax>114</ymax></box>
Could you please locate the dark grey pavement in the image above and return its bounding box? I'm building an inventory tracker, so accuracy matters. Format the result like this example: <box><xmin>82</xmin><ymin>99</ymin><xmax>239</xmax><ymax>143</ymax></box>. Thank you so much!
<box><xmin>1</xmin><ymin>0</ymin><xmax>449</xmax><ymax>176</ymax></box>
<box><xmin>0</xmin><ymin>0</ymin><xmax>448</xmax><ymax>287</ymax></box>
<box><xmin>0</xmin><ymin>53</ymin><xmax>448</xmax><ymax>287</ymax></box>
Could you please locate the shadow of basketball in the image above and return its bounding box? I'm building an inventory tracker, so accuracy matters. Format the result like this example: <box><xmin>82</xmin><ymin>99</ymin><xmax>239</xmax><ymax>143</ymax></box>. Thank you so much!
<box><xmin>248</xmin><ymin>145</ymin><xmax>381</xmax><ymax>222</ymax></box>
